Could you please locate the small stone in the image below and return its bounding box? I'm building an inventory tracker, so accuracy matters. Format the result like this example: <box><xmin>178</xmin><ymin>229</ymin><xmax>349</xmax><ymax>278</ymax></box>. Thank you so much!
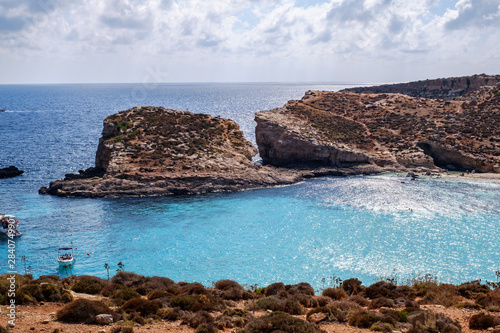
<box><xmin>98</xmin><ymin>329</ymin><xmax>107</xmax><ymax>333</ymax></box>
<box><xmin>95</xmin><ymin>314</ymin><xmax>114</xmax><ymax>325</ymax></box>
<box><xmin>42</xmin><ymin>319</ymin><xmax>50</xmax><ymax>324</ymax></box>
<box><xmin>308</xmin><ymin>312</ymin><xmax>328</xmax><ymax>323</ymax></box>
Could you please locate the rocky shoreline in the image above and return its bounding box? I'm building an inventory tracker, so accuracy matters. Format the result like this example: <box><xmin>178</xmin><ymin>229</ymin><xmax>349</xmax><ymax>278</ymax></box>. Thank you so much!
<box><xmin>40</xmin><ymin>74</ymin><xmax>500</xmax><ymax>198</ymax></box>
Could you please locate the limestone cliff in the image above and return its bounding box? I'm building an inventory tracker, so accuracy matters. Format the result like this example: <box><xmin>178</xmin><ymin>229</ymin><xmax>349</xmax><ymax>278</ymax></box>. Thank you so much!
<box><xmin>256</xmin><ymin>87</ymin><xmax>500</xmax><ymax>173</ymax></box>
<box><xmin>40</xmin><ymin>106</ymin><xmax>301</xmax><ymax>197</ymax></box>
<box><xmin>343</xmin><ymin>74</ymin><xmax>500</xmax><ymax>100</ymax></box>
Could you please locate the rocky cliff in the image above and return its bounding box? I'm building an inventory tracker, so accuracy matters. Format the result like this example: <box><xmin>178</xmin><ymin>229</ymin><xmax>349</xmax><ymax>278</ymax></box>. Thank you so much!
<box><xmin>255</xmin><ymin>86</ymin><xmax>500</xmax><ymax>173</ymax></box>
<box><xmin>343</xmin><ymin>74</ymin><xmax>500</xmax><ymax>100</ymax></box>
<box><xmin>40</xmin><ymin>106</ymin><xmax>301</xmax><ymax>197</ymax></box>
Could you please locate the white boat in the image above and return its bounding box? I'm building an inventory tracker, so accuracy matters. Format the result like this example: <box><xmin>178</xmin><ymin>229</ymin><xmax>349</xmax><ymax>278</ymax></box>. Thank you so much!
<box><xmin>58</xmin><ymin>247</ymin><xmax>75</xmax><ymax>267</ymax></box>
<box><xmin>0</xmin><ymin>214</ymin><xmax>22</xmax><ymax>237</ymax></box>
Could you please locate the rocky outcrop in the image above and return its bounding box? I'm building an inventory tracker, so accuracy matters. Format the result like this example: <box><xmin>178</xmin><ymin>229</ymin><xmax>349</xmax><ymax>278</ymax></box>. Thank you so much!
<box><xmin>256</xmin><ymin>88</ymin><xmax>500</xmax><ymax>173</ymax></box>
<box><xmin>255</xmin><ymin>108</ymin><xmax>377</xmax><ymax>168</ymax></box>
<box><xmin>0</xmin><ymin>166</ymin><xmax>24</xmax><ymax>179</ymax></box>
<box><xmin>40</xmin><ymin>106</ymin><xmax>302</xmax><ymax>197</ymax></box>
<box><xmin>343</xmin><ymin>74</ymin><xmax>500</xmax><ymax>100</ymax></box>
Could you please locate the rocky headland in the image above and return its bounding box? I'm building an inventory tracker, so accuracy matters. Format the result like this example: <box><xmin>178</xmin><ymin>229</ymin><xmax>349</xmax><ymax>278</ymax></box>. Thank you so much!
<box><xmin>40</xmin><ymin>107</ymin><xmax>301</xmax><ymax>197</ymax></box>
<box><xmin>256</xmin><ymin>84</ymin><xmax>500</xmax><ymax>174</ymax></box>
<box><xmin>41</xmin><ymin>75</ymin><xmax>500</xmax><ymax>197</ymax></box>
<box><xmin>342</xmin><ymin>73</ymin><xmax>500</xmax><ymax>100</ymax></box>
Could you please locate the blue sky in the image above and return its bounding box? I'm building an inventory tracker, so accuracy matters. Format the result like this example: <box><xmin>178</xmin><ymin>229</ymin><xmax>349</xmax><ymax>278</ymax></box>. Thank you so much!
<box><xmin>0</xmin><ymin>0</ymin><xmax>499</xmax><ymax>84</ymax></box>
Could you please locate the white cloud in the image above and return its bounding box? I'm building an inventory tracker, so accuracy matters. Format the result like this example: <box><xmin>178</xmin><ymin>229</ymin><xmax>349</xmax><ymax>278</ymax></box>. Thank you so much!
<box><xmin>0</xmin><ymin>0</ymin><xmax>498</xmax><ymax>83</ymax></box>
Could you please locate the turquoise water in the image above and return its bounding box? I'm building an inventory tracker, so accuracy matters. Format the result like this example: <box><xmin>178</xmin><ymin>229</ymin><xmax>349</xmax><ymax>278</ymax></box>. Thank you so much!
<box><xmin>1</xmin><ymin>83</ymin><xmax>499</xmax><ymax>289</ymax></box>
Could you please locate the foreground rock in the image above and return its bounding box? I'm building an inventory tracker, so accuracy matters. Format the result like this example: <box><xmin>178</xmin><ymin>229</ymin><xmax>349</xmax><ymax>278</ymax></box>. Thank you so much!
<box><xmin>256</xmin><ymin>86</ymin><xmax>500</xmax><ymax>173</ymax></box>
<box><xmin>0</xmin><ymin>165</ymin><xmax>24</xmax><ymax>179</ymax></box>
<box><xmin>40</xmin><ymin>106</ymin><xmax>302</xmax><ymax>197</ymax></box>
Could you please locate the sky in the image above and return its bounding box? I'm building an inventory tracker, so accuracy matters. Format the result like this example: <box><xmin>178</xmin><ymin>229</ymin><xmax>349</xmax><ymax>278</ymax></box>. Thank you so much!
<box><xmin>0</xmin><ymin>0</ymin><xmax>499</xmax><ymax>84</ymax></box>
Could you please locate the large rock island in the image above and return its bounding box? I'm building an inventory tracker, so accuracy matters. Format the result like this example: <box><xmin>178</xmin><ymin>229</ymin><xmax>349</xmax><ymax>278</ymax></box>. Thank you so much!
<box><xmin>256</xmin><ymin>84</ymin><xmax>500</xmax><ymax>173</ymax></box>
<box><xmin>40</xmin><ymin>107</ymin><xmax>301</xmax><ymax>197</ymax></box>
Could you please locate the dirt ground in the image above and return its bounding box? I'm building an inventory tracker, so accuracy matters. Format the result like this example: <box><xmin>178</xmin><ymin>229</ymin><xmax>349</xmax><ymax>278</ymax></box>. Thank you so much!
<box><xmin>1</xmin><ymin>291</ymin><xmax>499</xmax><ymax>333</ymax></box>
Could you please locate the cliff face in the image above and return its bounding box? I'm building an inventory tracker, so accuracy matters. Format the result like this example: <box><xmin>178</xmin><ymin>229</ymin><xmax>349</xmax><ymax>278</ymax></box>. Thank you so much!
<box><xmin>256</xmin><ymin>87</ymin><xmax>500</xmax><ymax>173</ymax></box>
<box><xmin>41</xmin><ymin>106</ymin><xmax>301</xmax><ymax>197</ymax></box>
<box><xmin>343</xmin><ymin>74</ymin><xmax>500</xmax><ymax>100</ymax></box>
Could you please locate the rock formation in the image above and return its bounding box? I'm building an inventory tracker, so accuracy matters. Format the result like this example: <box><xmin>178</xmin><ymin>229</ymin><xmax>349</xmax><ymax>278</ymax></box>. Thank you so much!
<box><xmin>255</xmin><ymin>86</ymin><xmax>500</xmax><ymax>173</ymax></box>
<box><xmin>0</xmin><ymin>166</ymin><xmax>24</xmax><ymax>179</ymax></box>
<box><xmin>343</xmin><ymin>74</ymin><xmax>500</xmax><ymax>100</ymax></box>
<box><xmin>40</xmin><ymin>107</ymin><xmax>301</xmax><ymax>197</ymax></box>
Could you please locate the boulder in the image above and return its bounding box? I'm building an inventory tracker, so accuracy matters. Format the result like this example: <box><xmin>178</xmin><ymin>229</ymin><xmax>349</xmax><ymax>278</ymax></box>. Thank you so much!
<box><xmin>0</xmin><ymin>166</ymin><xmax>24</xmax><ymax>179</ymax></box>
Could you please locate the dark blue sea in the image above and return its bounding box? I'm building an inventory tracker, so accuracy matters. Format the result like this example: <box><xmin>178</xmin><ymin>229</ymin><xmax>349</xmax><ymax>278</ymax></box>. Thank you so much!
<box><xmin>1</xmin><ymin>83</ymin><xmax>499</xmax><ymax>290</ymax></box>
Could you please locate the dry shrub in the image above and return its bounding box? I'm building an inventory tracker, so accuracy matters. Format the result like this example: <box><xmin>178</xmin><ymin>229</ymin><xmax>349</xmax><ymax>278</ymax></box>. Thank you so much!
<box><xmin>147</xmin><ymin>289</ymin><xmax>171</xmax><ymax>300</ymax></box>
<box><xmin>284</xmin><ymin>298</ymin><xmax>305</xmax><ymax>315</ymax></box>
<box><xmin>287</xmin><ymin>282</ymin><xmax>315</xmax><ymax>296</ymax></box>
<box><xmin>370</xmin><ymin>321</ymin><xmax>395</xmax><ymax>332</ymax></box>
<box><xmin>101</xmin><ymin>283</ymin><xmax>123</xmax><ymax>297</ymax></box>
<box><xmin>348</xmin><ymin>294</ymin><xmax>370</xmax><ymax>307</ymax></box>
<box><xmin>264</xmin><ymin>282</ymin><xmax>286</xmax><ymax>296</ymax></box>
<box><xmin>243</xmin><ymin>311</ymin><xmax>324</xmax><ymax>333</ymax></box>
<box><xmin>121</xmin><ymin>298</ymin><xmax>162</xmax><ymax>317</ymax></box>
<box><xmin>195</xmin><ymin>323</ymin><xmax>218</xmax><ymax>333</ymax></box>
<box><xmin>348</xmin><ymin>310</ymin><xmax>383</xmax><ymax>328</ymax></box>
<box><xmin>181</xmin><ymin>310</ymin><xmax>214</xmax><ymax>329</ymax></box>
<box><xmin>111</xmin><ymin>287</ymin><xmax>141</xmax><ymax>306</ymax></box>
<box><xmin>322</xmin><ymin>287</ymin><xmax>347</xmax><ymax>300</ymax></box>
<box><xmin>33</xmin><ymin>275</ymin><xmax>60</xmax><ymax>284</ymax></box>
<box><xmin>180</xmin><ymin>282</ymin><xmax>209</xmax><ymax>295</ymax></box>
<box><xmin>342</xmin><ymin>278</ymin><xmax>362</xmax><ymax>295</ymax></box>
<box><xmin>316</xmin><ymin>296</ymin><xmax>330</xmax><ymax>307</ymax></box>
<box><xmin>458</xmin><ymin>281</ymin><xmax>490</xmax><ymax>299</ymax></box>
<box><xmin>111</xmin><ymin>272</ymin><xmax>174</xmax><ymax>295</ymax></box>
<box><xmin>71</xmin><ymin>276</ymin><xmax>106</xmax><ymax>295</ymax></box>
<box><xmin>57</xmin><ymin>299</ymin><xmax>117</xmax><ymax>324</ymax></box>
<box><xmin>417</xmin><ymin>283</ymin><xmax>461</xmax><ymax>307</ymax></box>
<box><xmin>157</xmin><ymin>307</ymin><xmax>181</xmax><ymax>321</ymax></box>
<box><xmin>407</xmin><ymin>310</ymin><xmax>461</xmax><ymax>333</ymax></box>
<box><xmin>111</xmin><ymin>326</ymin><xmax>134</xmax><ymax>333</ymax></box>
<box><xmin>369</xmin><ymin>297</ymin><xmax>396</xmax><ymax>309</ymax></box>
<box><xmin>476</xmin><ymin>289</ymin><xmax>500</xmax><ymax>308</ymax></box>
<box><xmin>249</xmin><ymin>296</ymin><xmax>284</xmax><ymax>312</ymax></box>
<box><xmin>215</xmin><ymin>309</ymin><xmax>253</xmax><ymax>329</ymax></box>
<box><xmin>469</xmin><ymin>313</ymin><xmax>500</xmax><ymax>330</ymax></box>
<box><xmin>15</xmin><ymin>283</ymin><xmax>70</xmax><ymax>305</ymax></box>
<box><xmin>294</xmin><ymin>294</ymin><xmax>319</xmax><ymax>308</ymax></box>
<box><xmin>170</xmin><ymin>294</ymin><xmax>222</xmax><ymax>312</ymax></box>
<box><xmin>363</xmin><ymin>281</ymin><xmax>400</xmax><ymax>299</ymax></box>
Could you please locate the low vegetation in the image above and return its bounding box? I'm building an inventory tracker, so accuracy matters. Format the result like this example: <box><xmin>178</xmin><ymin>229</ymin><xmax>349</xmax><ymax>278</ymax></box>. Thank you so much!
<box><xmin>2</xmin><ymin>272</ymin><xmax>500</xmax><ymax>332</ymax></box>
